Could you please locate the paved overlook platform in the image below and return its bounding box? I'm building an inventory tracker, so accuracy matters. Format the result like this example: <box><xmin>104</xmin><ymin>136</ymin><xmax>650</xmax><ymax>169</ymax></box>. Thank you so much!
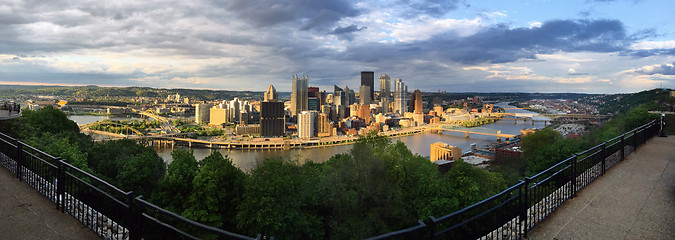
<box><xmin>528</xmin><ymin>136</ymin><xmax>675</xmax><ymax>239</ymax></box>
<box><xmin>0</xmin><ymin>165</ymin><xmax>99</xmax><ymax>240</ymax></box>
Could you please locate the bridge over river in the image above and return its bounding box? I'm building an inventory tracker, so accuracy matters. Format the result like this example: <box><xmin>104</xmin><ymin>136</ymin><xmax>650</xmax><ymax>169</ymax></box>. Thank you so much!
<box><xmin>425</xmin><ymin>123</ymin><xmax>517</xmax><ymax>141</ymax></box>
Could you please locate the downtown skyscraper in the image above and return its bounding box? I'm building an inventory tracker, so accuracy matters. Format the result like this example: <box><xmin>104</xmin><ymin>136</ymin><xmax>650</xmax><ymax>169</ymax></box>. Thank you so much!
<box><xmin>361</xmin><ymin>71</ymin><xmax>374</xmax><ymax>101</ymax></box>
<box><xmin>291</xmin><ymin>75</ymin><xmax>308</xmax><ymax>117</ymax></box>
<box><xmin>394</xmin><ymin>78</ymin><xmax>408</xmax><ymax>114</ymax></box>
<box><xmin>379</xmin><ymin>74</ymin><xmax>391</xmax><ymax>113</ymax></box>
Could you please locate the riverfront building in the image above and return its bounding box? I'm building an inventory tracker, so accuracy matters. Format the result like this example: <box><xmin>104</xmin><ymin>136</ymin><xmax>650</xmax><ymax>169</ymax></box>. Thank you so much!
<box><xmin>298</xmin><ymin>111</ymin><xmax>316</xmax><ymax>139</ymax></box>
<box><xmin>260</xmin><ymin>101</ymin><xmax>285</xmax><ymax>137</ymax></box>
<box><xmin>316</xmin><ymin>113</ymin><xmax>332</xmax><ymax>137</ymax></box>
<box><xmin>430</xmin><ymin>142</ymin><xmax>462</xmax><ymax>162</ymax></box>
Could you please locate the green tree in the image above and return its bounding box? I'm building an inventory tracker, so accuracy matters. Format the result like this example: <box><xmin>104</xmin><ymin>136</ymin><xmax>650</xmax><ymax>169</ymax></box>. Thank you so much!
<box><xmin>18</xmin><ymin>106</ymin><xmax>79</xmax><ymax>138</ymax></box>
<box><xmin>521</xmin><ymin>128</ymin><xmax>561</xmax><ymax>160</ymax></box>
<box><xmin>24</xmin><ymin>131</ymin><xmax>93</xmax><ymax>172</ymax></box>
<box><xmin>151</xmin><ymin>149</ymin><xmax>198</xmax><ymax>213</ymax></box>
<box><xmin>88</xmin><ymin>139</ymin><xmax>165</xmax><ymax>196</ymax></box>
<box><xmin>445</xmin><ymin>159</ymin><xmax>506</xmax><ymax>205</ymax></box>
<box><xmin>236</xmin><ymin>158</ymin><xmax>323</xmax><ymax>239</ymax></box>
<box><xmin>183</xmin><ymin>152</ymin><xmax>246</xmax><ymax>231</ymax></box>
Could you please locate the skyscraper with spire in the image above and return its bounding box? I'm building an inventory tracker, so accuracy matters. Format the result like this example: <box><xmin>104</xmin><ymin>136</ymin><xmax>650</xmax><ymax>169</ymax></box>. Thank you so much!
<box><xmin>264</xmin><ymin>84</ymin><xmax>277</xmax><ymax>102</ymax></box>
<box><xmin>290</xmin><ymin>75</ymin><xmax>308</xmax><ymax>117</ymax></box>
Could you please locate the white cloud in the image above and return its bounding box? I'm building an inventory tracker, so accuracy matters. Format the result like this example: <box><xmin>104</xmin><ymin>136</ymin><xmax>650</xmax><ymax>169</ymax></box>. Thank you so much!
<box><xmin>389</xmin><ymin>17</ymin><xmax>483</xmax><ymax>42</ymax></box>
<box><xmin>528</xmin><ymin>21</ymin><xmax>542</xmax><ymax>28</ymax></box>
<box><xmin>630</xmin><ymin>41</ymin><xmax>675</xmax><ymax>50</ymax></box>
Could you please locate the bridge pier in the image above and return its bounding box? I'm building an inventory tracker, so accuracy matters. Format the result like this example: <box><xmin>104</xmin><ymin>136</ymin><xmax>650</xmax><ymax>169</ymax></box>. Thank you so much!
<box><xmin>514</xmin><ymin>119</ymin><xmax>517</xmax><ymax>124</ymax></box>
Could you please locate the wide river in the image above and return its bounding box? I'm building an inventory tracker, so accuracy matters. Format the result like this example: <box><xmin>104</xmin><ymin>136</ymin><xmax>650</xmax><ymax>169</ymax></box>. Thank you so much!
<box><xmin>70</xmin><ymin>103</ymin><xmax>547</xmax><ymax>171</ymax></box>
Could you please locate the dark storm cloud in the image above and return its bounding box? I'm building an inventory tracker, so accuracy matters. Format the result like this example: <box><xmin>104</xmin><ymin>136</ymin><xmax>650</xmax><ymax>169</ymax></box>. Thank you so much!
<box><xmin>341</xmin><ymin>19</ymin><xmax>631</xmax><ymax>64</ymax></box>
<box><xmin>223</xmin><ymin>0</ymin><xmax>361</xmax><ymax>30</ymax></box>
<box><xmin>330</xmin><ymin>24</ymin><xmax>366</xmax><ymax>35</ymax></box>
<box><xmin>329</xmin><ymin>24</ymin><xmax>367</xmax><ymax>41</ymax></box>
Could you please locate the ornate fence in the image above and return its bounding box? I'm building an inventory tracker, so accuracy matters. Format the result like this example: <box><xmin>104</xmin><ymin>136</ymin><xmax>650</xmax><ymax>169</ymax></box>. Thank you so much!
<box><xmin>368</xmin><ymin>120</ymin><xmax>659</xmax><ymax>240</ymax></box>
<box><xmin>0</xmin><ymin>132</ymin><xmax>267</xmax><ymax>240</ymax></box>
<box><xmin>0</xmin><ymin>119</ymin><xmax>659</xmax><ymax>239</ymax></box>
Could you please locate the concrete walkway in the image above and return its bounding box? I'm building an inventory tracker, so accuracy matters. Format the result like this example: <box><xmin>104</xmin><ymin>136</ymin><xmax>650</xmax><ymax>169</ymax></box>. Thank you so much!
<box><xmin>0</xmin><ymin>166</ymin><xmax>100</xmax><ymax>240</ymax></box>
<box><xmin>528</xmin><ymin>136</ymin><xmax>675</xmax><ymax>239</ymax></box>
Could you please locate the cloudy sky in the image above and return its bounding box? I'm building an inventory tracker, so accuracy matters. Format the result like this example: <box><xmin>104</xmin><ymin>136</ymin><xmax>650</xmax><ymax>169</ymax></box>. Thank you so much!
<box><xmin>0</xmin><ymin>0</ymin><xmax>673</xmax><ymax>93</ymax></box>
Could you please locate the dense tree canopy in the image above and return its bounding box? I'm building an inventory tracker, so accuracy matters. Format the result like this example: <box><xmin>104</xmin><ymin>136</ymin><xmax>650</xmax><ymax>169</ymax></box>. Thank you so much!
<box><xmin>88</xmin><ymin>139</ymin><xmax>166</xmax><ymax>196</ymax></box>
<box><xmin>183</xmin><ymin>151</ymin><xmax>246</xmax><ymax>231</ymax></box>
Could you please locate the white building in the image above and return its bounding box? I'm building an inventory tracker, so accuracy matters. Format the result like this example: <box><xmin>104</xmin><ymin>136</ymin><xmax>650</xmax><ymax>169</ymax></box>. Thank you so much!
<box><xmin>298</xmin><ymin>111</ymin><xmax>316</xmax><ymax>139</ymax></box>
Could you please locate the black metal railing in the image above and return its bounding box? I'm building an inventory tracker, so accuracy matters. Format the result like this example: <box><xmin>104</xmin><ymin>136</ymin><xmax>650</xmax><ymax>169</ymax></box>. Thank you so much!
<box><xmin>369</xmin><ymin>119</ymin><xmax>659</xmax><ymax>239</ymax></box>
<box><xmin>0</xmin><ymin>132</ymin><xmax>266</xmax><ymax>240</ymax></box>
<box><xmin>0</xmin><ymin>119</ymin><xmax>660</xmax><ymax>240</ymax></box>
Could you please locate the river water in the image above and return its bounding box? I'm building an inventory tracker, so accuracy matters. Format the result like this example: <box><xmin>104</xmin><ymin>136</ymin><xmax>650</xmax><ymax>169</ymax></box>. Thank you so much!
<box><xmin>71</xmin><ymin>103</ymin><xmax>548</xmax><ymax>171</ymax></box>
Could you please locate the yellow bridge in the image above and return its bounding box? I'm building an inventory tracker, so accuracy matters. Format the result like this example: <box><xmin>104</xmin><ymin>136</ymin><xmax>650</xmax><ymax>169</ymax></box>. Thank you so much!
<box><xmin>424</xmin><ymin>123</ymin><xmax>516</xmax><ymax>141</ymax></box>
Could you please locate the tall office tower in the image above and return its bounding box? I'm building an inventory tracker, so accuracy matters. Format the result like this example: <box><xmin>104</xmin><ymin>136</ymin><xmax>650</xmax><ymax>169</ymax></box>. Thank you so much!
<box><xmin>379</xmin><ymin>74</ymin><xmax>391</xmax><ymax>101</ymax></box>
<box><xmin>321</xmin><ymin>104</ymin><xmax>332</xmax><ymax>120</ymax></box>
<box><xmin>361</xmin><ymin>71</ymin><xmax>374</xmax><ymax>101</ymax></box>
<box><xmin>229</xmin><ymin>98</ymin><xmax>241</xmax><ymax>123</ymax></box>
<box><xmin>316</xmin><ymin>113</ymin><xmax>332</xmax><ymax>137</ymax></box>
<box><xmin>260</xmin><ymin>101</ymin><xmax>285</xmax><ymax>137</ymax></box>
<box><xmin>412</xmin><ymin>89</ymin><xmax>423</xmax><ymax>114</ymax></box>
<box><xmin>264</xmin><ymin>84</ymin><xmax>277</xmax><ymax>102</ymax></box>
<box><xmin>195</xmin><ymin>103</ymin><xmax>212</xmax><ymax>124</ymax></box>
<box><xmin>291</xmin><ymin>75</ymin><xmax>308</xmax><ymax>117</ymax></box>
<box><xmin>345</xmin><ymin>86</ymin><xmax>356</xmax><ymax>105</ymax></box>
<box><xmin>333</xmin><ymin>85</ymin><xmax>345</xmax><ymax>106</ymax></box>
<box><xmin>297</xmin><ymin>111</ymin><xmax>316</xmax><ymax>139</ymax></box>
<box><xmin>359</xmin><ymin>85</ymin><xmax>371</xmax><ymax>105</ymax></box>
<box><xmin>318</xmin><ymin>91</ymin><xmax>327</xmax><ymax>106</ymax></box>
<box><xmin>394</xmin><ymin>79</ymin><xmax>408</xmax><ymax>114</ymax></box>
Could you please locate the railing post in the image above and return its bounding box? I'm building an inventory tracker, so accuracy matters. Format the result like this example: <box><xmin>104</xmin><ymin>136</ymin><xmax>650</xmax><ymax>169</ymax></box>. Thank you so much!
<box><xmin>620</xmin><ymin>135</ymin><xmax>625</xmax><ymax>161</ymax></box>
<box><xmin>16</xmin><ymin>141</ymin><xmax>23</xmax><ymax>180</ymax></box>
<box><xmin>427</xmin><ymin>217</ymin><xmax>436</xmax><ymax>240</ymax></box>
<box><xmin>130</xmin><ymin>195</ymin><xmax>143</xmax><ymax>240</ymax></box>
<box><xmin>571</xmin><ymin>154</ymin><xmax>578</xmax><ymax>198</ymax></box>
<box><xmin>632</xmin><ymin>128</ymin><xmax>638</xmax><ymax>151</ymax></box>
<box><xmin>56</xmin><ymin>158</ymin><xmax>65</xmax><ymax>212</ymax></box>
<box><xmin>601</xmin><ymin>142</ymin><xmax>606</xmax><ymax>175</ymax></box>
<box><xmin>520</xmin><ymin>179</ymin><xmax>530</xmax><ymax>238</ymax></box>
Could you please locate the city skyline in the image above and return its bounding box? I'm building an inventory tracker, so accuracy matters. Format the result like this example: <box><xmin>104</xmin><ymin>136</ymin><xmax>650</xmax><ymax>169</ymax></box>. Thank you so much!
<box><xmin>0</xmin><ymin>0</ymin><xmax>673</xmax><ymax>93</ymax></box>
